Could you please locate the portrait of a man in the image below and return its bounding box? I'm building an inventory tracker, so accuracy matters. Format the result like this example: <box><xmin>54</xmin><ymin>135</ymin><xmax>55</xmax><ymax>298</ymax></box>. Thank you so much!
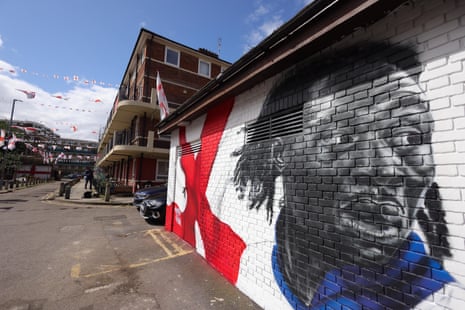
<box><xmin>233</xmin><ymin>42</ymin><xmax>461</xmax><ymax>309</ymax></box>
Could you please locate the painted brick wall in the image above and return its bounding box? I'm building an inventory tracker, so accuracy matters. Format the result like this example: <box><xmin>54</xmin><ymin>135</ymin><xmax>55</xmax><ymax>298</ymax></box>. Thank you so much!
<box><xmin>167</xmin><ymin>0</ymin><xmax>465</xmax><ymax>309</ymax></box>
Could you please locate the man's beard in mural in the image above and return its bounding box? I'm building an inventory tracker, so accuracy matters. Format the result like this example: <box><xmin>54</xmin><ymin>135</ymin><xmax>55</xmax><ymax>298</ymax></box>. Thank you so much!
<box><xmin>234</xmin><ymin>42</ymin><xmax>453</xmax><ymax>308</ymax></box>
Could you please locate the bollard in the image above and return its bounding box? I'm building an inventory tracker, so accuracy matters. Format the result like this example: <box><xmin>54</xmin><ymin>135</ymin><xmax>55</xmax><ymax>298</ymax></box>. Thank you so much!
<box><xmin>104</xmin><ymin>182</ymin><xmax>110</xmax><ymax>202</ymax></box>
<box><xmin>64</xmin><ymin>185</ymin><xmax>71</xmax><ymax>199</ymax></box>
<box><xmin>59</xmin><ymin>182</ymin><xmax>65</xmax><ymax>196</ymax></box>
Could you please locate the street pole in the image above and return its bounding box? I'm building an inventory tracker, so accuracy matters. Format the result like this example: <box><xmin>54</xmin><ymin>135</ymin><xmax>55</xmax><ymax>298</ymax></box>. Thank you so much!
<box><xmin>2</xmin><ymin>98</ymin><xmax>23</xmax><ymax>189</ymax></box>
<box><xmin>9</xmin><ymin>99</ymin><xmax>23</xmax><ymax>134</ymax></box>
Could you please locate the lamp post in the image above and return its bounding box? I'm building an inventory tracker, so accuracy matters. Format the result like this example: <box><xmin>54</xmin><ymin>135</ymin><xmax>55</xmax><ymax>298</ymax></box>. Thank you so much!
<box><xmin>9</xmin><ymin>98</ymin><xmax>23</xmax><ymax>134</ymax></box>
<box><xmin>2</xmin><ymin>98</ymin><xmax>23</xmax><ymax>189</ymax></box>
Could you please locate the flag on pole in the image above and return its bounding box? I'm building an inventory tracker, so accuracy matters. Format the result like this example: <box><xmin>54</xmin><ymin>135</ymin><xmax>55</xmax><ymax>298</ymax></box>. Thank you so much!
<box><xmin>156</xmin><ymin>72</ymin><xmax>169</xmax><ymax>120</ymax></box>
<box><xmin>0</xmin><ymin>129</ymin><xmax>5</xmax><ymax>148</ymax></box>
<box><xmin>7</xmin><ymin>134</ymin><xmax>17</xmax><ymax>151</ymax></box>
<box><xmin>16</xmin><ymin>89</ymin><xmax>36</xmax><ymax>99</ymax></box>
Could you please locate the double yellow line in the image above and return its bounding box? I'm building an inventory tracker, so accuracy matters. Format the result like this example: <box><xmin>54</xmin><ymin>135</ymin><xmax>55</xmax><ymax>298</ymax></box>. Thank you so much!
<box><xmin>71</xmin><ymin>228</ymin><xmax>192</xmax><ymax>279</ymax></box>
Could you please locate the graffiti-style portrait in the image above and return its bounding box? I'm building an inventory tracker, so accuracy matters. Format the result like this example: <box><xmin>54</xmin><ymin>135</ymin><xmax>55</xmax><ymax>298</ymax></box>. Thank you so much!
<box><xmin>233</xmin><ymin>42</ymin><xmax>464</xmax><ymax>309</ymax></box>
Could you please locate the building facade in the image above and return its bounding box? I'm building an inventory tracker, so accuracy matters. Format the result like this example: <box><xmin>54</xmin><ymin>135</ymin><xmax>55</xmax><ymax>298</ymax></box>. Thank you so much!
<box><xmin>158</xmin><ymin>0</ymin><xmax>465</xmax><ymax>309</ymax></box>
<box><xmin>96</xmin><ymin>28</ymin><xmax>231</xmax><ymax>192</ymax></box>
<box><xmin>8</xmin><ymin>119</ymin><xmax>97</xmax><ymax>179</ymax></box>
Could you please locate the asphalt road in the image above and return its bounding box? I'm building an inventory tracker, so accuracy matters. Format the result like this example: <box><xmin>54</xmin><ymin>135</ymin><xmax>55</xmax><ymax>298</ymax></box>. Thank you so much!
<box><xmin>0</xmin><ymin>182</ymin><xmax>261</xmax><ymax>310</ymax></box>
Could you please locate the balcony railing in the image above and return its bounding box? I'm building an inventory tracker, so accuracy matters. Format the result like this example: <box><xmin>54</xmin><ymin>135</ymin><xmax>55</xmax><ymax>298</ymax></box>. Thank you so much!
<box><xmin>100</xmin><ymin>85</ymin><xmax>151</xmax><ymax>142</ymax></box>
<box><xmin>99</xmin><ymin>129</ymin><xmax>170</xmax><ymax>160</ymax></box>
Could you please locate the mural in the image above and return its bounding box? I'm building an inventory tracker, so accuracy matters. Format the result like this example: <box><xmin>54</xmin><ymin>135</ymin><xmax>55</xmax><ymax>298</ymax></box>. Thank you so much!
<box><xmin>169</xmin><ymin>98</ymin><xmax>246</xmax><ymax>283</ymax></box>
<box><xmin>170</xmin><ymin>41</ymin><xmax>465</xmax><ymax>309</ymax></box>
<box><xmin>232</xmin><ymin>42</ymin><xmax>464</xmax><ymax>309</ymax></box>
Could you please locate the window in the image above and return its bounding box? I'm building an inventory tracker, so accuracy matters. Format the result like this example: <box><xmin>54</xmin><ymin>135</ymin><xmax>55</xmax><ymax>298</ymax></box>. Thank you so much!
<box><xmin>165</xmin><ymin>48</ymin><xmax>179</xmax><ymax>67</ymax></box>
<box><xmin>156</xmin><ymin>160</ymin><xmax>169</xmax><ymax>181</ymax></box>
<box><xmin>198</xmin><ymin>60</ymin><xmax>211</xmax><ymax>77</ymax></box>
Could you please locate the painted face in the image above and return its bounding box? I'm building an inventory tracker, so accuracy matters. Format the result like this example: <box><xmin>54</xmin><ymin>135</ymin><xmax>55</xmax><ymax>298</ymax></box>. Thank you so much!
<box><xmin>299</xmin><ymin>73</ymin><xmax>434</xmax><ymax>266</ymax></box>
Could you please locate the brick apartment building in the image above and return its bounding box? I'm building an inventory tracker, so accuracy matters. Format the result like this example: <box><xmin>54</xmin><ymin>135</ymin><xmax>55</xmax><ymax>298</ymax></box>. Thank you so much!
<box><xmin>96</xmin><ymin>28</ymin><xmax>231</xmax><ymax>192</ymax></box>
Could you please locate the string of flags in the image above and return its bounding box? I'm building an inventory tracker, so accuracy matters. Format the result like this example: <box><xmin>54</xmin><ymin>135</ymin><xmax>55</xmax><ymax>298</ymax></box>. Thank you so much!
<box><xmin>1</xmin><ymin>66</ymin><xmax>119</xmax><ymax>88</ymax></box>
<box><xmin>23</xmin><ymin>143</ymin><xmax>97</xmax><ymax>164</ymax></box>
<box><xmin>15</xmin><ymin>88</ymin><xmax>105</xmax><ymax>103</ymax></box>
<box><xmin>16</xmin><ymin>89</ymin><xmax>36</xmax><ymax>99</ymax></box>
<box><xmin>8</xmin><ymin>89</ymin><xmax>104</xmax><ymax>134</ymax></box>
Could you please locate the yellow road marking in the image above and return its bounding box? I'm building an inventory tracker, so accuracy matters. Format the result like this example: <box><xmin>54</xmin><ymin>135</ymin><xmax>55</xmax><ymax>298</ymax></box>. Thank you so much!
<box><xmin>70</xmin><ymin>264</ymin><xmax>80</xmax><ymax>278</ymax></box>
<box><xmin>71</xmin><ymin>229</ymin><xmax>193</xmax><ymax>279</ymax></box>
<box><xmin>159</xmin><ymin>230</ymin><xmax>184</xmax><ymax>253</ymax></box>
<box><xmin>145</xmin><ymin>229</ymin><xmax>173</xmax><ymax>256</ymax></box>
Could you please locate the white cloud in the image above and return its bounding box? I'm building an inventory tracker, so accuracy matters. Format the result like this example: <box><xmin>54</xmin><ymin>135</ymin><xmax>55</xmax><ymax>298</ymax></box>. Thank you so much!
<box><xmin>243</xmin><ymin>14</ymin><xmax>284</xmax><ymax>53</ymax></box>
<box><xmin>247</xmin><ymin>4</ymin><xmax>270</xmax><ymax>23</ymax></box>
<box><xmin>0</xmin><ymin>34</ymin><xmax>3</xmax><ymax>48</ymax></box>
<box><xmin>0</xmin><ymin>59</ymin><xmax>117</xmax><ymax>142</ymax></box>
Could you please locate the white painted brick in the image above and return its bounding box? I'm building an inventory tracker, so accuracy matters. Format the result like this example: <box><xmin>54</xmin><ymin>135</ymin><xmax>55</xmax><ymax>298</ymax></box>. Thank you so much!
<box><xmin>444</xmin><ymin>207</ymin><xmax>465</xmax><ymax>221</ymax></box>
<box><xmin>434</xmin><ymin>141</ymin><xmax>456</xmax><ymax>154</ymax></box>
<box><xmin>444</xmin><ymin>260</ymin><xmax>465</xmax><ymax>277</ymax></box>
<box><xmin>457</xmin><ymin>141</ymin><xmax>465</xmax><ymax>153</ymax></box>
<box><xmin>425</xmin><ymin>57</ymin><xmax>447</xmax><ymax>70</ymax></box>
<box><xmin>428</xmin><ymin>83</ymin><xmax>463</xmax><ymax>101</ymax></box>
<box><xmin>434</xmin><ymin>176</ymin><xmax>465</xmax><ymax>187</ymax></box>
<box><xmin>451</xmin><ymin>93</ymin><xmax>465</xmax><ymax>106</ymax></box>
<box><xmin>435</xmin><ymin>164</ymin><xmax>459</xmax><ymax>176</ymax></box>
<box><xmin>443</xmin><ymin>211</ymin><xmax>465</xmax><ymax>225</ymax></box>
<box><xmin>440</xmin><ymin>187</ymin><xmax>462</xmax><ymax>200</ymax></box>
<box><xmin>448</xmin><ymin>235</ymin><xmax>465</xmax><ymax>250</ymax></box>
<box><xmin>432</xmin><ymin>106</ymin><xmax>465</xmax><ymax>121</ymax></box>
<box><xmin>449</xmin><ymin>249</ymin><xmax>465</xmax><ymax>263</ymax></box>
<box><xmin>450</xmin><ymin>50</ymin><xmax>465</xmax><ymax>62</ymax></box>
<box><xmin>455</xmin><ymin>117</ymin><xmax>465</xmax><ymax>129</ymax></box>
<box><xmin>421</xmin><ymin>61</ymin><xmax>462</xmax><ymax>82</ymax></box>
<box><xmin>450</xmin><ymin>70</ymin><xmax>465</xmax><ymax>84</ymax></box>
<box><xmin>448</xmin><ymin>223</ymin><xmax>465</xmax><ymax>237</ymax></box>
<box><xmin>433</xmin><ymin>119</ymin><xmax>454</xmax><ymax>131</ymax></box>
<box><xmin>430</xmin><ymin>97</ymin><xmax>451</xmax><ymax>110</ymax></box>
<box><xmin>427</xmin><ymin>75</ymin><xmax>450</xmax><ymax>90</ymax></box>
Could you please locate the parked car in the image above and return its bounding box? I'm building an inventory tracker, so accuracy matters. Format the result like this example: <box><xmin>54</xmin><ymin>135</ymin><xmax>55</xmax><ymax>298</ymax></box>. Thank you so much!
<box><xmin>133</xmin><ymin>185</ymin><xmax>167</xmax><ymax>224</ymax></box>
<box><xmin>63</xmin><ymin>173</ymin><xmax>81</xmax><ymax>179</ymax></box>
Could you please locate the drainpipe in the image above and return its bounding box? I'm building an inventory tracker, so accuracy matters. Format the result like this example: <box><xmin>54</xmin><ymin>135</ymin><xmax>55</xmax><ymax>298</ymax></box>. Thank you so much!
<box><xmin>138</xmin><ymin>153</ymin><xmax>143</xmax><ymax>189</ymax></box>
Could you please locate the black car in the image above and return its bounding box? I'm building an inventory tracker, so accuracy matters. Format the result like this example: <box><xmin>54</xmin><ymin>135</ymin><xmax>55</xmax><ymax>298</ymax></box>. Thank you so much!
<box><xmin>133</xmin><ymin>185</ymin><xmax>167</xmax><ymax>224</ymax></box>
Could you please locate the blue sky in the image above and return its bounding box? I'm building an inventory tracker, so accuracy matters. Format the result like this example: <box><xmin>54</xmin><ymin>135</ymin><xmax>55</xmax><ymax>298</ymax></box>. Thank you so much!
<box><xmin>0</xmin><ymin>0</ymin><xmax>311</xmax><ymax>140</ymax></box>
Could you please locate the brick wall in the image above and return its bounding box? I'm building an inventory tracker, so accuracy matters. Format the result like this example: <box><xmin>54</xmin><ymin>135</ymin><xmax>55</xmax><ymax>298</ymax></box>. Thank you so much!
<box><xmin>167</xmin><ymin>0</ymin><xmax>465</xmax><ymax>309</ymax></box>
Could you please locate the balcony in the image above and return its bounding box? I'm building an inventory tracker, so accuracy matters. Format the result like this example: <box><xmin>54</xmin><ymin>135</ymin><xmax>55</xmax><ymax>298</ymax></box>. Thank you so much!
<box><xmin>99</xmin><ymin>101</ymin><xmax>162</xmax><ymax>151</ymax></box>
<box><xmin>96</xmin><ymin>130</ymin><xmax>170</xmax><ymax>168</ymax></box>
<box><xmin>96</xmin><ymin>86</ymin><xmax>171</xmax><ymax>168</ymax></box>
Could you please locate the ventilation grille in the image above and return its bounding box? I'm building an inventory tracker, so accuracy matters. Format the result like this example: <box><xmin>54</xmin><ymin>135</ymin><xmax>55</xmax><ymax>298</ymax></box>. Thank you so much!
<box><xmin>177</xmin><ymin>140</ymin><xmax>201</xmax><ymax>156</ymax></box>
<box><xmin>246</xmin><ymin>108</ymin><xmax>303</xmax><ymax>144</ymax></box>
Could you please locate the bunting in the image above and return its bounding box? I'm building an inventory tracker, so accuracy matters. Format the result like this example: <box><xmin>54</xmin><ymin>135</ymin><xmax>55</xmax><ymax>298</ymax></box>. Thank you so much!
<box><xmin>16</xmin><ymin>89</ymin><xmax>36</xmax><ymax>99</ymax></box>
<box><xmin>0</xmin><ymin>66</ymin><xmax>118</xmax><ymax>88</ymax></box>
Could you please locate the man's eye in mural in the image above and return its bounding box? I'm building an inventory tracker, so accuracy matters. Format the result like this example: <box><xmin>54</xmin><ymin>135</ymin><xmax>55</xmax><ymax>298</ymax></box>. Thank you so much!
<box><xmin>393</xmin><ymin>127</ymin><xmax>423</xmax><ymax>146</ymax></box>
